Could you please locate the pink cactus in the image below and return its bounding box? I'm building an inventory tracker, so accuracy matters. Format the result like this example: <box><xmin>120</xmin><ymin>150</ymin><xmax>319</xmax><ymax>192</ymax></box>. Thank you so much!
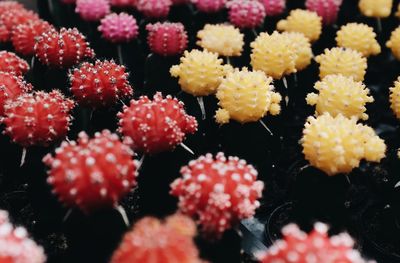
<box><xmin>258</xmin><ymin>0</ymin><xmax>285</xmax><ymax>16</ymax></box>
<box><xmin>191</xmin><ymin>0</ymin><xmax>227</xmax><ymax>13</ymax></box>
<box><xmin>75</xmin><ymin>0</ymin><xmax>110</xmax><ymax>22</ymax></box>
<box><xmin>110</xmin><ymin>0</ymin><xmax>138</xmax><ymax>8</ymax></box>
<box><xmin>306</xmin><ymin>0</ymin><xmax>343</xmax><ymax>25</ymax></box>
<box><xmin>0</xmin><ymin>210</ymin><xmax>46</xmax><ymax>263</ymax></box>
<box><xmin>98</xmin><ymin>13</ymin><xmax>139</xmax><ymax>43</ymax></box>
<box><xmin>227</xmin><ymin>0</ymin><xmax>266</xmax><ymax>29</ymax></box>
<box><xmin>136</xmin><ymin>0</ymin><xmax>172</xmax><ymax>19</ymax></box>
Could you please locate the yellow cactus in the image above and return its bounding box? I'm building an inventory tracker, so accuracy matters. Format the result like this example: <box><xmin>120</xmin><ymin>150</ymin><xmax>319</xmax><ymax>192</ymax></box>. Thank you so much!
<box><xmin>215</xmin><ymin>68</ymin><xmax>282</xmax><ymax>124</ymax></box>
<box><xmin>196</xmin><ymin>24</ymin><xmax>244</xmax><ymax>57</ymax></box>
<box><xmin>215</xmin><ymin>108</ymin><xmax>230</xmax><ymax>124</ymax></box>
<box><xmin>396</xmin><ymin>3</ymin><xmax>400</xmax><ymax>18</ymax></box>
<box><xmin>306</xmin><ymin>74</ymin><xmax>374</xmax><ymax>120</ymax></box>
<box><xmin>277</xmin><ymin>9</ymin><xmax>322</xmax><ymax>42</ymax></box>
<box><xmin>250</xmin><ymin>31</ymin><xmax>297</xmax><ymax>79</ymax></box>
<box><xmin>315</xmin><ymin>47</ymin><xmax>367</xmax><ymax>81</ymax></box>
<box><xmin>281</xmin><ymin>32</ymin><xmax>313</xmax><ymax>71</ymax></box>
<box><xmin>302</xmin><ymin>113</ymin><xmax>386</xmax><ymax>176</ymax></box>
<box><xmin>386</xmin><ymin>26</ymin><xmax>400</xmax><ymax>60</ymax></box>
<box><xmin>389</xmin><ymin>77</ymin><xmax>400</xmax><ymax>119</ymax></box>
<box><xmin>359</xmin><ymin>0</ymin><xmax>392</xmax><ymax>18</ymax></box>
<box><xmin>170</xmin><ymin>49</ymin><xmax>232</xmax><ymax>96</ymax></box>
<box><xmin>336</xmin><ymin>23</ymin><xmax>381</xmax><ymax>57</ymax></box>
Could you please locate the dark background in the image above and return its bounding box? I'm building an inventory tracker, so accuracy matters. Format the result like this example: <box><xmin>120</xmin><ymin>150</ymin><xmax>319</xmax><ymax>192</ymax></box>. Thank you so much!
<box><xmin>19</xmin><ymin>0</ymin><xmax>36</xmax><ymax>11</ymax></box>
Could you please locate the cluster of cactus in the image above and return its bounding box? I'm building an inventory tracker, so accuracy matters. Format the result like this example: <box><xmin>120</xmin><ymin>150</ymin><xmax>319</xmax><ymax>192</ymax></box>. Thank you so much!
<box><xmin>3</xmin><ymin>0</ymin><xmax>400</xmax><ymax>262</ymax></box>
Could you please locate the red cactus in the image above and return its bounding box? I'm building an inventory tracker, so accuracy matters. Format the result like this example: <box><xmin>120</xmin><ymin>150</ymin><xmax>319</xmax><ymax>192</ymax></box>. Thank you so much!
<box><xmin>0</xmin><ymin>8</ymin><xmax>40</xmax><ymax>41</ymax></box>
<box><xmin>226</xmin><ymin>0</ymin><xmax>266</xmax><ymax>29</ymax></box>
<box><xmin>170</xmin><ymin>152</ymin><xmax>264</xmax><ymax>238</ymax></box>
<box><xmin>43</xmin><ymin>130</ymin><xmax>138</xmax><ymax>213</ymax></box>
<box><xmin>259</xmin><ymin>223</ymin><xmax>373</xmax><ymax>263</ymax></box>
<box><xmin>191</xmin><ymin>0</ymin><xmax>227</xmax><ymax>13</ymax></box>
<box><xmin>171</xmin><ymin>0</ymin><xmax>189</xmax><ymax>5</ymax></box>
<box><xmin>110</xmin><ymin>214</ymin><xmax>202</xmax><ymax>263</ymax></box>
<box><xmin>117</xmin><ymin>92</ymin><xmax>198</xmax><ymax>155</ymax></box>
<box><xmin>0</xmin><ymin>71</ymin><xmax>32</xmax><ymax>116</ymax></box>
<box><xmin>0</xmin><ymin>9</ymin><xmax>39</xmax><ymax>29</ymax></box>
<box><xmin>258</xmin><ymin>0</ymin><xmax>285</xmax><ymax>16</ymax></box>
<box><xmin>12</xmin><ymin>20</ymin><xmax>54</xmax><ymax>56</ymax></box>
<box><xmin>34</xmin><ymin>28</ymin><xmax>95</xmax><ymax>68</ymax></box>
<box><xmin>136</xmin><ymin>0</ymin><xmax>172</xmax><ymax>19</ymax></box>
<box><xmin>165</xmin><ymin>213</ymin><xmax>198</xmax><ymax>237</ymax></box>
<box><xmin>146</xmin><ymin>22</ymin><xmax>188</xmax><ymax>57</ymax></box>
<box><xmin>0</xmin><ymin>23</ymin><xmax>9</xmax><ymax>42</ymax></box>
<box><xmin>69</xmin><ymin>60</ymin><xmax>133</xmax><ymax>108</ymax></box>
<box><xmin>1</xmin><ymin>90</ymin><xmax>74</xmax><ymax>147</ymax></box>
<box><xmin>0</xmin><ymin>210</ymin><xmax>46</xmax><ymax>263</ymax></box>
<box><xmin>0</xmin><ymin>51</ymin><xmax>29</xmax><ymax>76</ymax></box>
<box><xmin>110</xmin><ymin>0</ymin><xmax>138</xmax><ymax>8</ymax></box>
<box><xmin>0</xmin><ymin>1</ymin><xmax>25</xmax><ymax>14</ymax></box>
